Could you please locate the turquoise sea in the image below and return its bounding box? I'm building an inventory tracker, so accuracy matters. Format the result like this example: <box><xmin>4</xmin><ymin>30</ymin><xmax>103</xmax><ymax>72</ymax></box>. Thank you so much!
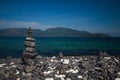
<box><xmin>0</xmin><ymin>37</ymin><xmax>120</xmax><ymax>58</ymax></box>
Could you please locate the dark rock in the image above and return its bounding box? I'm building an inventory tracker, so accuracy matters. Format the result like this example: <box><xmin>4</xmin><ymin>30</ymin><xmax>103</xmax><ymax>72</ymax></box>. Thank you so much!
<box><xmin>27</xmin><ymin>27</ymin><xmax>32</xmax><ymax>38</ymax></box>
<box><xmin>25</xmin><ymin>47</ymin><xmax>35</xmax><ymax>53</ymax></box>
<box><xmin>98</xmin><ymin>51</ymin><xmax>108</xmax><ymax>58</ymax></box>
<box><xmin>24</xmin><ymin>66</ymin><xmax>36</xmax><ymax>73</ymax></box>
<box><xmin>59</xmin><ymin>52</ymin><xmax>63</xmax><ymax>59</ymax></box>
<box><xmin>24</xmin><ymin>41</ymin><xmax>35</xmax><ymax>47</ymax></box>
<box><xmin>35</xmin><ymin>55</ymin><xmax>42</xmax><ymax>59</ymax></box>
<box><xmin>17</xmin><ymin>65</ymin><xmax>24</xmax><ymax>71</ymax></box>
<box><xmin>0</xmin><ymin>68</ymin><xmax>5</xmax><ymax>77</ymax></box>
<box><xmin>22</xmin><ymin>51</ymin><xmax>37</xmax><ymax>59</ymax></box>
<box><xmin>57</xmin><ymin>64</ymin><xmax>66</xmax><ymax>74</ymax></box>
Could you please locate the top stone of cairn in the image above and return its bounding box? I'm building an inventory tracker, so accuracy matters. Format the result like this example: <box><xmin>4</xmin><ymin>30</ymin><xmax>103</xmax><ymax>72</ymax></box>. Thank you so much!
<box><xmin>27</xmin><ymin>27</ymin><xmax>32</xmax><ymax>38</ymax></box>
<box><xmin>26</xmin><ymin>27</ymin><xmax>35</xmax><ymax>41</ymax></box>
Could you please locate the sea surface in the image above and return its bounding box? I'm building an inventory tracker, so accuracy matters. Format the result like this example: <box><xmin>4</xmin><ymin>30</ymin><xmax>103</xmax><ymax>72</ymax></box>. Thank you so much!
<box><xmin>0</xmin><ymin>37</ymin><xmax>120</xmax><ymax>58</ymax></box>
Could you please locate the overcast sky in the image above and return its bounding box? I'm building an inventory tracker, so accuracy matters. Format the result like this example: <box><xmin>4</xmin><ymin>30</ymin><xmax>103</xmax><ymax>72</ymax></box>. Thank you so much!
<box><xmin>0</xmin><ymin>0</ymin><xmax>120</xmax><ymax>37</ymax></box>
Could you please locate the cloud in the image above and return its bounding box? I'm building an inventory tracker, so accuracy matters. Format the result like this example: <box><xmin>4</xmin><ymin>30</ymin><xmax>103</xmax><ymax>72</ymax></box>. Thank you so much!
<box><xmin>0</xmin><ymin>20</ymin><xmax>55</xmax><ymax>30</ymax></box>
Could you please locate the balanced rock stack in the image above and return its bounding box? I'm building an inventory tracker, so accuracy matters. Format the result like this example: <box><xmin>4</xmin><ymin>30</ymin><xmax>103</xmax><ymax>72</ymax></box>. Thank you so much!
<box><xmin>22</xmin><ymin>27</ymin><xmax>38</xmax><ymax>64</ymax></box>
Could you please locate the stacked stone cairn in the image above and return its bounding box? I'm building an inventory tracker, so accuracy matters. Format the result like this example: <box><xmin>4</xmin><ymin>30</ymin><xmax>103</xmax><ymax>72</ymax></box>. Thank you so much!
<box><xmin>22</xmin><ymin>27</ymin><xmax>38</xmax><ymax>65</ymax></box>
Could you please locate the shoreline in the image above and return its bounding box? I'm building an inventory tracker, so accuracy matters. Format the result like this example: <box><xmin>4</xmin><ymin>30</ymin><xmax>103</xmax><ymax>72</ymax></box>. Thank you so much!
<box><xmin>0</xmin><ymin>53</ymin><xmax>120</xmax><ymax>80</ymax></box>
<box><xmin>0</xmin><ymin>49</ymin><xmax>120</xmax><ymax>59</ymax></box>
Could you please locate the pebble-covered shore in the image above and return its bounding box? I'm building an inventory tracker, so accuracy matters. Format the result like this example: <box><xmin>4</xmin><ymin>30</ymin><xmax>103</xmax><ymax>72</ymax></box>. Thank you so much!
<box><xmin>0</xmin><ymin>52</ymin><xmax>120</xmax><ymax>80</ymax></box>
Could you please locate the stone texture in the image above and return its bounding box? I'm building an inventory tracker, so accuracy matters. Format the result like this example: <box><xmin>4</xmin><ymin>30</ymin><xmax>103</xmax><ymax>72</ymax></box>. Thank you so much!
<box><xmin>0</xmin><ymin>53</ymin><xmax>119</xmax><ymax>80</ymax></box>
<box><xmin>22</xmin><ymin>27</ymin><xmax>40</xmax><ymax>65</ymax></box>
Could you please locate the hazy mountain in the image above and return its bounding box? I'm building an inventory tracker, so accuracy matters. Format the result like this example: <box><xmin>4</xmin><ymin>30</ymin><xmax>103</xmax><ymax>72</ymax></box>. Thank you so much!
<box><xmin>0</xmin><ymin>27</ymin><xmax>110</xmax><ymax>37</ymax></box>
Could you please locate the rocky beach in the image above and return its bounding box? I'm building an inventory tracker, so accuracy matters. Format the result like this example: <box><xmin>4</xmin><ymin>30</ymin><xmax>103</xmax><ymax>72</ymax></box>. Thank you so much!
<box><xmin>0</xmin><ymin>52</ymin><xmax>120</xmax><ymax>80</ymax></box>
<box><xmin>0</xmin><ymin>28</ymin><xmax>120</xmax><ymax>80</ymax></box>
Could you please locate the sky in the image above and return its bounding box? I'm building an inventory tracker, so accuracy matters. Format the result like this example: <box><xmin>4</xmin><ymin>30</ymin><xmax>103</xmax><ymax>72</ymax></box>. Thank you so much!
<box><xmin>0</xmin><ymin>0</ymin><xmax>120</xmax><ymax>37</ymax></box>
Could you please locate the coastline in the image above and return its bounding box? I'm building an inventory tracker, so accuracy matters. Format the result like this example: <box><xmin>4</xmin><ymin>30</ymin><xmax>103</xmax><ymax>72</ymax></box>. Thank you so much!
<box><xmin>0</xmin><ymin>53</ymin><xmax>120</xmax><ymax>80</ymax></box>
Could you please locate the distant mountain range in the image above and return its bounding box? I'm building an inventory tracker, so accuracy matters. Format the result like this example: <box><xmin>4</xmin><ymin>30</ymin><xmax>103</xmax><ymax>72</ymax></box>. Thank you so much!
<box><xmin>0</xmin><ymin>27</ymin><xmax>110</xmax><ymax>37</ymax></box>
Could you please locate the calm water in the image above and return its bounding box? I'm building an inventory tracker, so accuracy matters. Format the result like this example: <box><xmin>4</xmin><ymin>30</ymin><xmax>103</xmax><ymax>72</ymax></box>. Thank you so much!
<box><xmin>0</xmin><ymin>37</ymin><xmax>120</xmax><ymax>58</ymax></box>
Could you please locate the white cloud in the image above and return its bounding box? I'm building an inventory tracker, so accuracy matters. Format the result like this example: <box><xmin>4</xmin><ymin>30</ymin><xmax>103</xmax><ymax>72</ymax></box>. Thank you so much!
<box><xmin>0</xmin><ymin>20</ymin><xmax>55</xmax><ymax>30</ymax></box>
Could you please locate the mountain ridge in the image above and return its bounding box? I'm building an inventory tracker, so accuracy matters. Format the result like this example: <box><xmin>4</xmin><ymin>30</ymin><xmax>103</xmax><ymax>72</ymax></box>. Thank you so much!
<box><xmin>0</xmin><ymin>27</ymin><xmax>111</xmax><ymax>37</ymax></box>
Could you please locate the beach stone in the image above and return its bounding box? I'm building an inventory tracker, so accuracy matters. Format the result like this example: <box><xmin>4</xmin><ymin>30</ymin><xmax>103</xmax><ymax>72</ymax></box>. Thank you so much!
<box><xmin>24</xmin><ymin>66</ymin><xmax>36</xmax><ymax>73</ymax></box>
<box><xmin>45</xmin><ymin>78</ymin><xmax>54</xmax><ymax>80</ymax></box>
<box><xmin>24</xmin><ymin>41</ymin><xmax>35</xmax><ymax>47</ymax></box>
<box><xmin>24</xmin><ymin>59</ymin><xmax>34</xmax><ymax>66</ymax></box>
<box><xmin>61</xmin><ymin>59</ymin><xmax>69</xmax><ymax>64</ymax></box>
<box><xmin>25</xmin><ymin>47</ymin><xmax>35</xmax><ymax>53</ymax></box>
<box><xmin>0</xmin><ymin>68</ymin><xmax>5</xmax><ymax>77</ymax></box>
<box><xmin>22</xmin><ymin>51</ymin><xmax>37</xmax><ymax>59</ymax></box>
<box><xmin>35</xmin><ymin>55</ymin><xmax>42</xmax><ymax>59</ymax></box>
<box><xmin>98</xmin><ymin>51</ymin><xmax>108</xmax><ymax>58</ymax></box>
<box><xmin>26</xmin><ymin>37</ymin><xmax>35</xmax><ymax>42</ymax></box>
<box><xmin>27</xmin><ymin>27</ymin><xmax>32</xmax><ymax>38</ymax></box>
<box><xmin>115</xmin><ymin>78</ymin><xmax>120</xmax><ymax>80</ymax></box>
<box><xmin>59</xmin><ymin>52</ymin><xmax>63</xmax><ymax>59</ymax></box>
<box><xmin>66</xmin><ymin>78</ymin><xmax>72</xmax><ymax>80</ymax></box>
<box><xmin>17</xmin><ymin>65</ymin><xmax>24</xmax><ymax>71</ymax></box>
<box><xmin>32</xmin><ymin>77</ymin><xmax>40</xmax><ymax>80</ymax></box>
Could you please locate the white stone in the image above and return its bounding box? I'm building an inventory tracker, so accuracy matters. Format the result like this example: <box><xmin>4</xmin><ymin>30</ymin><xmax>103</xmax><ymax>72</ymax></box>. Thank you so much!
<box><xmin>115</xmin><ymin>78</ymin><xmax>120</xmax><ymax>80</ymax></box>
<box><xmin>55</xmin><ymin>74</ymin><xmax>65</xmax><ymax>80</ymax></box>
<box><xmin>72</xmin><ymin>57</ymin><xmax>74</xmax><ymax>59</ymax></box>
<box><xmin>72</xmin><ymin>69</ymin><xmax>78</xmax><ymax>73</ymax></box>
<box><xmin>10</xmin><ymin>65</ymin><xmax>16</xmax><ymax>68</ymax></box>
<box><xmin>44</xmin><ymin>71</ymin><xmax>53</xmax><ymax>75</ymax></box>
<box><xmin>66</xmin><ymin>69</ymin><xmax>78</xmax><ymax>73</ymax></box>
<box><xmin>16</xmin><ymin>70</ymin><xmax>19</xmax><ymax>74</ymax></box>
<box><xmin>51</xmin><ymin>59</ymin><xmax>58</xmax><ymax>62</ymax></box>
<box><xmin>48</xmin><ymin>67</ymin><xmax>55</xmax><ymax>70</ymax></box>
<box><xmin>55</xmin><ymin>74</ymin><xmax>65</xmax><ymax>78</ymax></box>
<box><xmin>61</xmin><ymin>59</ymin><xmax>69</xmax><ymax>64</ymax></box>
<box><xmin>118</xmin><ymin>72</ymin><xmax>120</xmax><ymax>75</ymax></box>
<box><xmin>40</xmin><ymin>62</ymin><xmax>43</xmax><ymax>63</ymax></box>
<box><xmin>52</xmin><ymin>56</ymin><xmax>56</xmax><ymax>59</ymax></box>
<box><xmin>26</xmin><ymin>37</ymin><xmax>35</xmax><ymax>41</ymax></box>
<box><xmin>0</xmin><ymin>63</ymin><xmax>6</xmax><ymax>67</ymax></box>
<box><xmin>66</xmin><ymin>78</ymin><xmax>71</xmax><ymax>80</ymax></box>
<box><xmin>75</xmin><ymin>59</ymin><xmax>79</xmax><ymax>62</ymax></box>
<box><xmin>114</xmin><ymin>58</ymin><xmax>119</xmax><ymax>62</ymax></box>
<box><xmin>51</xmin><ymin>59</ymin><xmax>54</xmax><ymax>62</ymax></box>
<box><xmin>72</xmin><ymin>62</ymin><xmax>76</xmax><ymax>64</ymax></box>
<box><xmin>45</xmin><ymin>78</ymin><xmax>54</xmax><ymax>80</ymax></box>
<box><xmin>10</xmin><ymin>62</ymin><xmax>14</xmax><ymax>65</ymax></box>
<box><xmin>22</xmin><ymin>72</ymin><xmax>25</xmax><ymax>76</ymax></box>
<box><xmin>57</xmin><ymin>70</ymin><xmax>59</xmax><ymax>74</ymax></box>
<box><xmin>78</xmin><ymin>75</ymin><xmax>82</xmax><ymax>78</ymax></box>
<box><xmin>16</xmin><ymin>78</ymin><xmax>20</xmax><ymax>80</ymax></box>
<box><xmin>84</xmin><ymin>58</ymin><xmax>88</xmax><ymax>60</ymax></box>
<box><xmin>104</xmin><ymin>57</ymin><xmax>111</xmax><ymax>60</ymax></box>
